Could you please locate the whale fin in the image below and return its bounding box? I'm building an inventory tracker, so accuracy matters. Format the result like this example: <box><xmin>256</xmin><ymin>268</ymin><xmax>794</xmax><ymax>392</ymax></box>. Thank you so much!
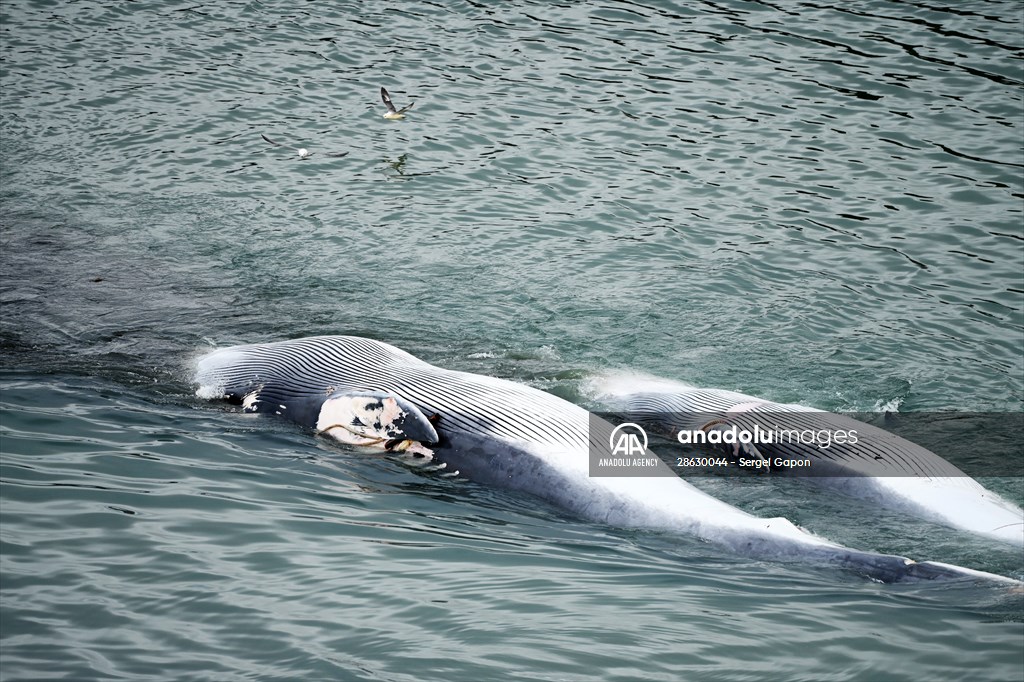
<box><xmin>316</xmin><ymin>390</ymin><xmax>438</xmax><ymax>452</ymax></box>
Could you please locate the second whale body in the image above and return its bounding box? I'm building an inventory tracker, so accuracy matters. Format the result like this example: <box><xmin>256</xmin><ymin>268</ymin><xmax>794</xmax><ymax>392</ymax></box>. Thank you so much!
<box><xmin>586</xmin><ymin>372</ymin><xmax>1024</xmax><ymax>547</ymax></box>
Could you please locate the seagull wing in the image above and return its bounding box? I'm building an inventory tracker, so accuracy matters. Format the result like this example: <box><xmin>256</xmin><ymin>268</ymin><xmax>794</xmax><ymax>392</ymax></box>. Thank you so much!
<box><xmin>397</xmin><ymin>101</ymin><xmax>415</xmax><ymax>115</ymax></box>
<box><xmin>261</xmin><ymin>133</ymin><xmax>284</xmax><ymax>147</ymax></box>
<box><xmin>380</xmin><ymin>87</ymin><xmax>398</xmax><ymax>114</ymax></box>
<box><xmin>324</xmin><ymin>151</ymin><xmax>350</xmax><ymax>158</ymax></box>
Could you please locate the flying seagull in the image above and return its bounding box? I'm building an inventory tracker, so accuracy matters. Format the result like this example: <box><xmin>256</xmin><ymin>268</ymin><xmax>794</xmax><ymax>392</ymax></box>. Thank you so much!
<box><xmin>381</xmin><ymin>87</ymin><xmax>414</xmax><ymax>120</ymax></box>
<box><xmin>260</xmin><ymin>133</ymin><xmax>349</xmax><ymax>159</ymax></box>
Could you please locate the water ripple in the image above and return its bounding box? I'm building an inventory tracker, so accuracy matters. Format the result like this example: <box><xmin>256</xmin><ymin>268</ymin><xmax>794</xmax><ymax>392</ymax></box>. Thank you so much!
<box><xmin>2</xmin><ymin>0</ymin><xmax>1023</xmax><ymax>678</ymax></box>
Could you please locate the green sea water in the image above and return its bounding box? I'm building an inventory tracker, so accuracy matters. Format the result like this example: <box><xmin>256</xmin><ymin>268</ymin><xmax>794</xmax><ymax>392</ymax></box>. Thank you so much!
<box><xmin>2</xmin><ymin>0</ymin><xmax>1022</xmax><ymax>679</ymax></box>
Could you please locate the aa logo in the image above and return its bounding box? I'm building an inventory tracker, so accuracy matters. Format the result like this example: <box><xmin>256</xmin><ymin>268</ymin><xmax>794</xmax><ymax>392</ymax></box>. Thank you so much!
<box><xmin>609</xmin><ymin>423</ymin><xmax>648</xmax><ymax>456</ymax></box>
